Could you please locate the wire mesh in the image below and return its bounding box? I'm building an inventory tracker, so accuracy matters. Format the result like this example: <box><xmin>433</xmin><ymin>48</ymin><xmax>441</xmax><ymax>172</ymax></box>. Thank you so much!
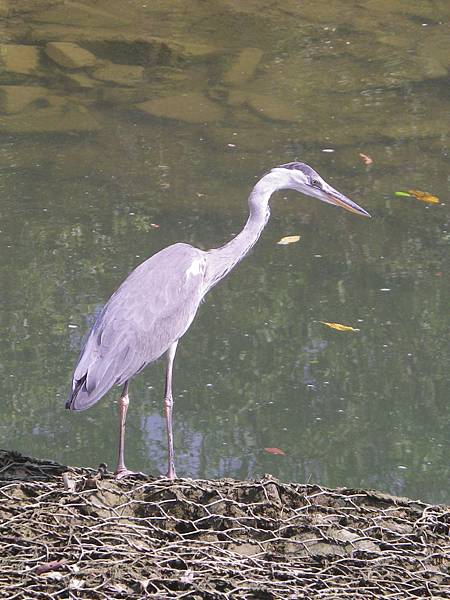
<box><xmin>0</xmin><ymin>450</ymin><xmax>448</xmax><ymax>599</ymax></box>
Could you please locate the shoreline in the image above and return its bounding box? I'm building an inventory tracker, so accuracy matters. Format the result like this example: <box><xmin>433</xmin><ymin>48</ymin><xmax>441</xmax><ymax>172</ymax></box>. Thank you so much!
<box><xmin>1</xmin><ymin>449</ymin><xmax>448</xmax><ymax>598</ymax></box>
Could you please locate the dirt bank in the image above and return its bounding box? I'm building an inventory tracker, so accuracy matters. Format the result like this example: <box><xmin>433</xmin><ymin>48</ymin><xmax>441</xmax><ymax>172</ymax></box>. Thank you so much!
<box><xmin>0</xmin><ymin>450</ymin><xmax>448</xmax><ymax>599</ymax></box>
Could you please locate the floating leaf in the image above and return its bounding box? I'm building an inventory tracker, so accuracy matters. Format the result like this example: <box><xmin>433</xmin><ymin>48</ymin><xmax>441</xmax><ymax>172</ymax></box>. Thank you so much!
<box><xmin>319</xmin><ymin>321</ymin><xmax>360</xmax><ymax>332</ymax></box>
<box><xmin>277</xmin><ymin>235</ymin><xmax>300</xmax><ymax>245</ymax></box>
<box><xmin>394</xmin><ymin>190</ymin><xmax>439</xmax><ymax>204</ymax></box>
<box><xmin>264</xmin><ymin>447</ymin><xmax>286</xmax><ymax>455</ymax></box>
<box><xmin>359</xmin><ymin>153</ymin><xmax>373</xmax><ymax>165</ymax></box>
<box><xmin>407</xmin><ymin>189</ymin><xmax>439</xmax><ymax>204</ymax></box>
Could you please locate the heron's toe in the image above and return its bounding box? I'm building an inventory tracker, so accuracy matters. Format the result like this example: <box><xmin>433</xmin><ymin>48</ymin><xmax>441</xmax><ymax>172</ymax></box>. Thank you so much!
<box><xmin>115</xmin><ymin>468</ymin><xmax>145</xmax><ymax>480</ymax></box>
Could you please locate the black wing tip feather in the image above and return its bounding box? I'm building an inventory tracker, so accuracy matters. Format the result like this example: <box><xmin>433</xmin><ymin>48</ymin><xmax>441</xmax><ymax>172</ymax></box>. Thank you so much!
<box><xmin>66</xmin><ymin>375</ymin><xmax>96</xmax><ymax>411</ymax></box>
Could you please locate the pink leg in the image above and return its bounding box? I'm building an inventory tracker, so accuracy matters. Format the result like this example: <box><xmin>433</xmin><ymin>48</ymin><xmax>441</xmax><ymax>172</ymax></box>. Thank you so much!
<box><xmin>164</xmin><ymin>341</ymin><xmax>178</xmax><ymax>479</ymax></box>
<box><xmin>114</xmin><ymin>381</ymin><xmax>135</xmax><ymax>479</ymax></box>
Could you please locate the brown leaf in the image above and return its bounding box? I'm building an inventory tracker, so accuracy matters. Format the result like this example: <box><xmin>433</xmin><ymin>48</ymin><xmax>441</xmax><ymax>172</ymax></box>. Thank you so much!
<box><xmin>359</xmin><ymin>153</ymin><xmax>373</xmax><ymax>165</ymax></box>
<box><xmin>319</xmin><ymin>321</ymin><xmax>360</xmax><ymax>332</ymax></box>
<box><xmin>264</xmin><ymin>447</ymin><xmax>286</xmax><ymax>455</ymax></box>
<box><xmin>277</xmin><ymin>235</ymin><xmax>300</xmax><ymax>245</ymax></box>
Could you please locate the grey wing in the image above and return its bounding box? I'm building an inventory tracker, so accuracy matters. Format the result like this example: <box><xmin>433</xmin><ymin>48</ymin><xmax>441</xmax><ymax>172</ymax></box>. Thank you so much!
<box><xmin>67</xmin><ymin>243</ymin><xmax>207</xmax><ymax>411</ymax></box>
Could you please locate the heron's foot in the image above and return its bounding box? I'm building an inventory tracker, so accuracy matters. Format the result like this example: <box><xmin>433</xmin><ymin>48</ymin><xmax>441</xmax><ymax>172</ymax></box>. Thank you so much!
<box><xmin>165</xmin><ymin>466</ymin><xmax>178</xmax><ymax>480</ymax></box>
<box><xmin>114</xmin><ymin>467</ymin><xmax>145</xmax><ymax>480</ymax></box>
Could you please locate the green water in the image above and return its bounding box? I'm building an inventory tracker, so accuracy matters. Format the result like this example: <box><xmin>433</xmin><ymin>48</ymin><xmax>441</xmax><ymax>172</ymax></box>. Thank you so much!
<box><xmin>0</xmin><ymin>1</ymin><xmax>448</xmax><ymax>503</ymax></box>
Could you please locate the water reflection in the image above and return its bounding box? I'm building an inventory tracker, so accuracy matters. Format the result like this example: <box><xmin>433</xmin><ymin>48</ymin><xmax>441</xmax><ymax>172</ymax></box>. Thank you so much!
<box><xmin>0</xmin><ymin>1</ymin><xmax>448</xmax><ymax>503</ymax></box>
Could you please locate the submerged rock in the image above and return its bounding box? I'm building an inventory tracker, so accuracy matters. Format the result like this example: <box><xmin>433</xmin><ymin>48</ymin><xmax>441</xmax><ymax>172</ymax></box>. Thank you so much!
<box><xmin>45</xmin><ymin>41</ymin><xmax>97</xmax><ymax>69</ymax></box>
<box><xmin>227</xmin><ymin>90</ymin><xmax>248</xmax><ymax>107</ymax></box>
<box><xmin>32</xmin><ymin>0</ymin><xmax>129</xmax><ymax>29</ymax></box>
<box><xmin>100</xmin><ymin>86</ymin><xmax>150</xmax><ymax>106</ymax></box>
<box><xmin>0</xmin><ymin>96</ymin><xmax>100</xmax><ymax>133</ymax></box>
<box><xmin>178</xmin><ymin>42</ymin><xmax>221</xmax><ymax>60</ymax></box>
<box><xmin>245</xmin><ymin>93</ymin><xmax>298</xmax><ymax>122</ymax></box>
<box><xmin>0</xmin><ymin>44</ymin><xmax>41</xmax><ymax>76</ymax></box>
<box><xmin>92</xmin><ymin>63</ymin><xmax>144</xmax><ymax>86</ymax></box>
<box><xmin>62</xmin><ymin>71</ymin><xmax>97</xmax><ymax>89</ymax></box>
<box><xmin>223</xmin><ymin>47</ymin><xmax>264</xmax><ymax>86</ymax></box>
<box><xmin>208</xmin><ymin>87</ymin><xmax>248</xmax><ymax>107</ymax></box>
<box><xmin>27</xmin><ymin>26</ymin><xmax>218</xmax><ymax>69</ymax></box>
<box><xmin>136</xmin><ymin>92</ymin><xmax>224</xmax><ymax>123</ymax></box>
<box><xmin>0</xmin><ymin>85</ymin><xmax>48</xmax><ymax>113</ymax></box>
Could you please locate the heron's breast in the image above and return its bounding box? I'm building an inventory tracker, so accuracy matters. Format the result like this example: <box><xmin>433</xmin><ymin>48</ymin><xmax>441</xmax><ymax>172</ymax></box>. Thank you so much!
<box><xmin>185</xmin><ymin>257</ymin><xmax>205</xmax><ymax>279</ymax></box>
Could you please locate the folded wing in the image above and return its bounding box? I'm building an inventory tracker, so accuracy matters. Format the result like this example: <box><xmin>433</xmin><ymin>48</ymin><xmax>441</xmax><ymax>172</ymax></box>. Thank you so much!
<box><xmin>67</xmin><ymin>243</ymin><xmax>207</xmax><ymax>411</ymax></box>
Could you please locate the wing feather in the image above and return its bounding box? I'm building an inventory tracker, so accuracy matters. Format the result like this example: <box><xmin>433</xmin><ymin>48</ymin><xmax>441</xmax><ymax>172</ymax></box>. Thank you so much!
<box><xmin>67</xmin><ymin>243</ymin><xmax>207</xmax><ymax>410</ymax></box>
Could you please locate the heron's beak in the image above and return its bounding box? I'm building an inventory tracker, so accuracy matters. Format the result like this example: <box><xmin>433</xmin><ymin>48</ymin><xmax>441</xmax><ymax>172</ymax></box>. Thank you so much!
<box><xmin>323</xmin><ymin>188</ymin><xmax>371</xmax><ymax>218</ymax></box>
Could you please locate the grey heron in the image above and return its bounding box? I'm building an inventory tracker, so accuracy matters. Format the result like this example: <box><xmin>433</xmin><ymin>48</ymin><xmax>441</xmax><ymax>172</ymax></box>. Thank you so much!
<box><xmin>67</xmin><ymin>162</ymin><xmax>370</xmax><ymax>479</ymax></box>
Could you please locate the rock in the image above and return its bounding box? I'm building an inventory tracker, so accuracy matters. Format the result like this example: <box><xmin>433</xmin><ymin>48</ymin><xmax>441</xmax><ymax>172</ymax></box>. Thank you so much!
<box><xmin>27</xmin><ymin>25</ymin><xmax>126</xmax><ymax>43</ymax></box>
<box><xmin>208</xmin><ymin>87</ymin><xmax>247</xmax><ymax>107</ymax></box>
<box><xmin>0</xmin><ymin>44</ymin><xmax>41</xmax><ymax>76</ymax></box>
<box><xmin>63</xmin><ymin>72</ymin><xmax>96</xmax><ymax>89</ymax></box>
<box><xmin>92</xmin><ymin>63</ymin><xmax>144</xmax><ymax>86</ymax></box>
<box><xmin>100</xmin><ymin>87</ymin><xmax>149</xmax><ymax>105</ymax></box>
<box><xmin>152</xmin><ymin>67</ymin><xmax>188</xmax><ymax>83</ymax></box>
<box><xmin>0</xmin><ymin>85</ymin><xmax>48</xmax><ymax>113</ymax></box>
<box><xmin>223</xmin><ymin>47</ymin><xmax>264</xmax><ymax>86</ymax></box>
<box><xmin>32</xmin><ymin>1</ymin><xmax>129</xmax><ymax>28</ymax></box>
<box><xmin>245</xmin><ymin>93</ymin><xmax>298</xmax><ymax>122</ymax></box>
<box><xmin>329</xmin><ymin>527</ymin><xmax>379</xmax><ymax>553</ymax></box>
<box><xmin>180</xmin><ymin>42</ymin><xmax>222</xmax><ymax>60</ymax></box>
<box><xmin>227</xmin><ymin>90</ymin><xmax>248</xmax><ymax>106</ymax></box>
<box><xmin>45</xmin><ymin>42</ymin><xmax>97</xmax><ymax>69</ymax></box>
<box><xmin>136</xmin><ymin>92</ymin><xmax>224</xmax><ymax>124</ymax></box>
<box><xmin>27</xmin><ymin>27</ymin><xmax>186</xmax><ymax>67</ymax></box>
<box><xmin>227</xmin><ymin>542</ymin><xmax>261</xmax><ymax>556</ymax></box>
<box><xmin>0</xmin><ymin>96</ymin><xmax>100</xmax><ymax>133</ymax></box>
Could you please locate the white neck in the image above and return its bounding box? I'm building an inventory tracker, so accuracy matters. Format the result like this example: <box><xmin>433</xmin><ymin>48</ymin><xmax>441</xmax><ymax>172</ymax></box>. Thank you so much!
<box><xmin>205</xmin><ymin>173</ymin><xmax>281</xmax><ymax>290</ymax></box>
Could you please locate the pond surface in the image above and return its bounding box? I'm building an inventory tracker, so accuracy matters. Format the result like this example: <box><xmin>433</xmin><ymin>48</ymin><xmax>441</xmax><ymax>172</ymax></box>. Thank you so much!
<box><xmin>0</xmin><ymin>0</ymin><xmax>448</xmax><ymax>503</ymax></box>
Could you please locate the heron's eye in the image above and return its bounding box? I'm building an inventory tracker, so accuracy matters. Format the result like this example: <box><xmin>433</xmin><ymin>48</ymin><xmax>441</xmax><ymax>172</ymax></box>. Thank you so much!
<box><xmin>311</xmin><ymin>178</ymin><xmax>322</xmax><ymax>189</ymax></box>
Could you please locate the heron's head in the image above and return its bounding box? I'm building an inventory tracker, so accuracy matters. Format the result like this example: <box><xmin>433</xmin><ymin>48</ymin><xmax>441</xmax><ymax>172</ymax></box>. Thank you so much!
<box><xmin>270</xmin><ymin>162</ymin><xmax>370</xmax><ymax>217</ymax></box>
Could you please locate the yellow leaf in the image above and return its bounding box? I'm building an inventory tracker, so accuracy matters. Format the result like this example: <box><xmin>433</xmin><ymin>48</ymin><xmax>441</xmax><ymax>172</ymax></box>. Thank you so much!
<box><xmin>277</xmin><ymin>235</ymin><xmax>300</xmax><ymax>245</ymax></box>
<box><xmin>319</xmin><ymin>321</ymin><xmax>360</xmax><ymax>332</ymax></box>
<box><xmin>407</xmin><ymin>189</ymin><xmax>439</xmax><ymax>204</ymax></box>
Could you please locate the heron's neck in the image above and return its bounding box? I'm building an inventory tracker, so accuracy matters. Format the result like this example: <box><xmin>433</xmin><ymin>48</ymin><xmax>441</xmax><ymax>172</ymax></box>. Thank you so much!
<box><xmin>205</xmin><ymin>175</ymin><xmax>278</xmax><ymax>289</ymax></box>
